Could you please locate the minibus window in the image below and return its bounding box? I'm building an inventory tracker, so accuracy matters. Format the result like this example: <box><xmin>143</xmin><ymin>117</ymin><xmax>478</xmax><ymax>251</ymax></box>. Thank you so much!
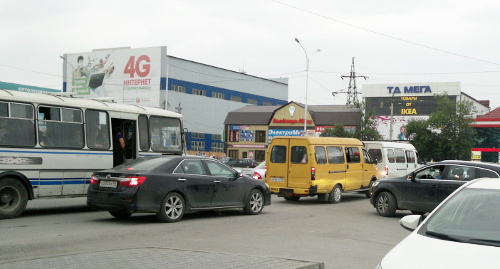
<box><xmin>291</xmin><ymin>146</ymin><xmax>307</xmax><ymax>164</ymax></box>
<box><xmin>387</xmin><ymin>149</ymin><xmax>395</xmax><ymax>163</ymax></box>
<box><xmin>346</xmin><ymin>147</ymin><xmax>361</xmax><ymax>163</ymax></box>
<box><xmin>327</xmin><ymin>146</ymin><xmax>344</xmax><ymax>164</ymax></box>
<box><xmin>315</xmin><ymin>146</ymin><xmax>327</xmax><ymax>164</ymax></box>
<box><xmin>395</xmin><ymin>149</ymin><xmax>406</xmax><ymax>163</ymax></box>
<box><xmin>271</xmin><ymin>145</ymin><xmax>286</xmax><ymax>163</ymax></box>
<box><xmin>368</xmin><ymin>149</ymin><xmax>382</xmax><ymax>163</ymax></box>
<box><xmin>406</xmin><ymin>150</ymin><xmax>416</xmax><ymax>163</ymax></box>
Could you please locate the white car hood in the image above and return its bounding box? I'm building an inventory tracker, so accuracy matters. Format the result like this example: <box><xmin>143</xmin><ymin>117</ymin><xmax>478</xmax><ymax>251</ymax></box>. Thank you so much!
<box><xmin>381</xmin><ymin>232</ymin><xmax>500</xmax><ymax>269</ymax></box>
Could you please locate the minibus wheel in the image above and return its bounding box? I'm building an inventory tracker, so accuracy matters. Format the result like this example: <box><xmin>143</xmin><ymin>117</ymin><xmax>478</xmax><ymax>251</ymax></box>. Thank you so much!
<box><xmin>328</xmin><ymin>184</ymin><xmax>342</xmax><ymax>204</ymax></box>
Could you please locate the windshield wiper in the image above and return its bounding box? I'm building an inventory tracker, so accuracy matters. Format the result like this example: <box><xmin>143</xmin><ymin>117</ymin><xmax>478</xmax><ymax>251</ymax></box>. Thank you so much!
<box><xmin>425</xmin><ymin>231</ymin><xmax>467</xmax><ymax>243</ymax></box>
<box><xmin>468</xmin><ymin>238</ymin><xmax>500</xmax><ymax>247</ymax></box>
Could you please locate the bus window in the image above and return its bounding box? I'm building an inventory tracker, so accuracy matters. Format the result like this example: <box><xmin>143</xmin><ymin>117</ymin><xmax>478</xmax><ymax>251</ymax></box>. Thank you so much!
<box><xmin>149</xmin><ymin>116</ymin><xmax>182</xmax><ymax>152</ymax></box>
<box><xmin>138</xmin><ymin>115</ymin><xmax>150</xmax><ymax>151</ymax></box>
<box><xmin>395</xmin><ymin>149</ymin><xmax>406</xmax><ymax>163</ymax></box>
<box><xmin>315</xmin><ymin>146</ymin><xmax>327</xmax><ymax>164</ymax></box>
<box><xmin>85</xmin><ymin>110</ymin><xmax>110</xmax><ymax>150</ymax></box>
<box><xmin>38</xmin><ymin>106</ymin><xmax>84</xmax><ymax>148</ymax></box>
<box><xmin>327</xmin><ymin>146</ymin><xmax>344</xmax><ymax>164</ymax></box>
<box><xmin>0</xmin><ymin>102</ymin><xmax>35</xmax><ymax>147</ymax></box>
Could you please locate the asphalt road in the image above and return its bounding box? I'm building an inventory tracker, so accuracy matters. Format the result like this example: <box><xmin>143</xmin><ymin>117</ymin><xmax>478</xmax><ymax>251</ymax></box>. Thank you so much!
<box><xmin>0</xmin><ymin>193</ymin><xmax>412</xmax><ymax>269</ymax></box>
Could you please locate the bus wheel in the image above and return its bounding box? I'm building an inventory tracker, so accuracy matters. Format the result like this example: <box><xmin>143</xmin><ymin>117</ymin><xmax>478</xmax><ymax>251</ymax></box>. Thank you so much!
<box><xmin>0</xmin><ymin>178</ymin><xmax>28</xmax><ymax>219</ymax></box>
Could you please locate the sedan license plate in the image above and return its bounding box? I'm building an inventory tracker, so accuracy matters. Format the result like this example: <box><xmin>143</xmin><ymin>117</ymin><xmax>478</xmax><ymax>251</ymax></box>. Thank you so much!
<box><xmin>99</xmin><ymin>180</ymin><xmax>117</xmax><ymax>188</ymax></box>
<box><xmin>270</xmin><ymin>178</ymin><xmax>284</xmax><ymax>182</ymax></box>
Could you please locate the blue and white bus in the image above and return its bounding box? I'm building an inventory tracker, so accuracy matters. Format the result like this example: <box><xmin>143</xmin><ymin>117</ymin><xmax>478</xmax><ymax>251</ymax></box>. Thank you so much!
<box><xmin>0</xmin><ymin>89</ymin><xmax>183</xmax><ymax>219</ymax></box>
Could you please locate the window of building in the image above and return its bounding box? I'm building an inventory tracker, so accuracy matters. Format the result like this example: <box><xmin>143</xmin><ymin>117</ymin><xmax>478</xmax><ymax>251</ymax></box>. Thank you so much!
<box><xmin>192</xmin><ymin>89</ymin><xmax>206</xmax><ymax>96</ymax></box>
<box><xmin>191</xmin><ymin>141</ymin><xmax>205</xmax><ymax>152</ymax></box>
<box><xmin>255</xmin><ymin>150</ymin><xmax>265</xmax><ymax>162</ymax></box>
<box><xmin>230</xmin><ymin>96</ymin><xmax>242</xmax><ymax>102</ymax></box>
<box><xmin>212</xmin><ymin>134</ymin><xmax>222</xmax><ymax>141</ymax></box>
<box><xmin>255</xmin><ymin>130</ymin><xmax>266</xmax><ymax>143</ymax></box>
<box><xmin>212</xmin><ymin>92</ymin><xmax>225</xmax><ymax>99</ymax></box>
<box><xmin>229</xmin><ymin>130</ymin><xmax>239</xmax><ymax>142</ymax></box>
<box><xmin>211</xmin><ymin>142</ymin><xmax>224</xmax><ymax>152</ymax></box>
<box><xmin>262</xmin><ymin>102</ymin><xmax>272</xmax><ymax>106</ymax></box>
<box><xmin>171</xmin><ymin>85</ymin><xmax>186</xmax><ymax>93</ymax></box>
<box><xmin>192</xmin><ymin>132</ymin><xmax>205</xmax><ymax>139</ymax></box>
<box><xmin>247</xmin><ymin>98</ymin><xmax>257</xmax><ymax>105</ymax></box>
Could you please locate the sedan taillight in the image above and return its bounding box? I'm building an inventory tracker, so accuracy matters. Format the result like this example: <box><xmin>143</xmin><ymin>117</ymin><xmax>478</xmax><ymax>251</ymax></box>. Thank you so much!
<box><xmin>90</xmin><ymin>174</ymin><xmax>100</xmax><ymax>184</ymax></box>
<box><xmin>252</xmin><ymin>172</ymin><xmax>262</xmax><ymax>180</ymax></box>
<box><xmin>119</xmin><ymin>176</ymin><xmax>147</xmax><ymax>186</ymax></box>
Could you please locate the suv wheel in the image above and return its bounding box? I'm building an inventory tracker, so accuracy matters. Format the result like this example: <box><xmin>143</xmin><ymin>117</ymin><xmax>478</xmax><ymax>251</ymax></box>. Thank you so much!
<box><xmin>376</xmin><ymin>191</ymin><xmax>397</xmax><ymax>217</ymax></box>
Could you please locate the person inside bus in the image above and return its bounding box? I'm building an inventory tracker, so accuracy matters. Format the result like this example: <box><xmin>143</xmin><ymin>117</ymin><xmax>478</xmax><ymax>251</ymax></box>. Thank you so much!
<box><xmin>113</xmin><ymin>128</ymin><xmax>126</xmax><ymax>166</ymax></box>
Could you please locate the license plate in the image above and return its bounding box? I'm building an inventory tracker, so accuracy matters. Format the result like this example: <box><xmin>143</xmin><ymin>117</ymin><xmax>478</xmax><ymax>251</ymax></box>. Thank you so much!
<box><xmin>99</xmin><ymin>180</ymin><xmax>118</xmax><ymax>188</ymax></box>
<box><xmin>270</xmin><ymin>178</ymin><xmax>285</xmax><ymax>182</ymax></box>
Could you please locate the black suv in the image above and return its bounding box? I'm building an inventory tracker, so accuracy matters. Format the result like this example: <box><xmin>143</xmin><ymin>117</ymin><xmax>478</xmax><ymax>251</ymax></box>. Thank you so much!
<box><xmin>370</xmin><ymin>160</ymin><xmax>500</xmax><ymax>217</ymax></box>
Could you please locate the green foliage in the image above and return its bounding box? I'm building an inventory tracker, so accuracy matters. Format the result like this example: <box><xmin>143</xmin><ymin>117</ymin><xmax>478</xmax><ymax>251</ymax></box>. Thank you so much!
<box><xmin>320</xmin><ymin>124</ymin><xmax>352</xmax><ymax>137</ymax></box>
<box><xmin>321</xmin><ymin>102</ymin><xmax>381</xmax><ymax>141</ymax></box>
<box><xmin>406</xmin><ymin>93</ymin><xmax>476</xmax><ymax>161</ymax></box>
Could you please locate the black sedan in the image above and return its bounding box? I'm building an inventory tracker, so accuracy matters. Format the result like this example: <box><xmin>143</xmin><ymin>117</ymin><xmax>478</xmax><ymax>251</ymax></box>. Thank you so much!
<box><xmin>369</xmin><ymin>160</ymin><xmax>500</xmax><ymax>217</ymax></box>
<box><xmin>87</xmin><ymin>156</ymin><xmax>271</xmax><ymax>222</ymax></box>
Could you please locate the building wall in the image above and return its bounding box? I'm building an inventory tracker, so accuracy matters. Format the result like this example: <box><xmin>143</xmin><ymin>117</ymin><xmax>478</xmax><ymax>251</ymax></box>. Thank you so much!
<box><xmin>166</xmin><ymin>56</ymin><xmax>288</xmax><ymax>155</ymax></box>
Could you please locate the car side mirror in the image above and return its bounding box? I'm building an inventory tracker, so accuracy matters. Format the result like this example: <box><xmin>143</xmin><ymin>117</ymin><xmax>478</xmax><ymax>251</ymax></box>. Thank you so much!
<box><xmin>408</xmin><ymin>173</ymin><xmax>417</xmax><ymax>182</ymax></box>
<box><xmin>399</xmin><ymin>215</ymin><xmax>423</xmax><ymax>232</ymax></box>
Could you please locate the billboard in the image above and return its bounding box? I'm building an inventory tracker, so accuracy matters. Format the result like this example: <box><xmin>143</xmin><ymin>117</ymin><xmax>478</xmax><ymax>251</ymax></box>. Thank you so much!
<box><xmin>375</xmin><ymin>115</ymin><xmax>429</xmax><ymax>141</ymax></box>
<box><xmin>62</xmin><ymin>46</ymin><xmax>167</xmax><ymax>108</ymax></box>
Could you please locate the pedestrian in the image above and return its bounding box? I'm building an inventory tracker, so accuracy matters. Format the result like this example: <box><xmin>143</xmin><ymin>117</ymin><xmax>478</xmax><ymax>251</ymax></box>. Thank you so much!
<box><xmin>113</xmin><ymin>127</ymin><xmax>126</xmax><ymax>166</ymax></box>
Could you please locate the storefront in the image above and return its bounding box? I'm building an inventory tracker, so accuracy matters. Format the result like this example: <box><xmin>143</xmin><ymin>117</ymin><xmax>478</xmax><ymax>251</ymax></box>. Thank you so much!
<box><xmin>224</xmin><ymin>102</ymin><xmax>360</xmax><ymax>161</ymax></box>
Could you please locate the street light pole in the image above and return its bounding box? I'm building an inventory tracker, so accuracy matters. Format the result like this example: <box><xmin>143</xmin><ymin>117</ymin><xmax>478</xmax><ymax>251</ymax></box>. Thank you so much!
<box><xmin>295</xmin><ymin>38</ymin><xmax>320</xmax><ymax>136</ymax></box>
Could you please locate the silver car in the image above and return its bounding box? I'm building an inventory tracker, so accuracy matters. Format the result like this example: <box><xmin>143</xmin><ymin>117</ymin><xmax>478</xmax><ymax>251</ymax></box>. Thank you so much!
<box><xmin>240</xmin><ymin>161</ymin><xmax>266</xmax><ymax>181</ymax></box>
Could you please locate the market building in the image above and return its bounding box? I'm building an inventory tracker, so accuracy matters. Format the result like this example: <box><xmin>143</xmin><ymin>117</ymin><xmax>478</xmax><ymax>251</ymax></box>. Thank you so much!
<box><xmin>362</xmin><ymin>82</ymin><xmax>490</xmax><ymax>141</ymax></box>
<box><xmin>224</xmin><ymin>101</ymin><xmax>360</xmax><ymax>161</ymax></box>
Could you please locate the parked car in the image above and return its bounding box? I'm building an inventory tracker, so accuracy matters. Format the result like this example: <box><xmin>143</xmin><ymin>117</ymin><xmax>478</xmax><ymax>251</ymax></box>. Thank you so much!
<box><xmin>370</xmin><ymin>160</ymin><xmax>500</xmax><ymax>217</ymax></box>
<box><xmin>376</xmin><ymin>177</ymin><xmax>500</xmax><ymax>269</ymax></box>
<box><xmin>87</xmin><ymin>155</ymin><xmax>271</xmax><ymax>223</ymax></box>
<box><xmin>231</xmin><ymin>158</ymin><xmax>259</xmax><ymax>168</ymax></box>
<box><xmin>240</xmin><ymin>161</ymin><xmax>266</xmax><ymax>181</ymax></box>
<box><xmin>220</xmin><ymin>157</ymin><xmax>237</xmax><ymax>166</ymax></box>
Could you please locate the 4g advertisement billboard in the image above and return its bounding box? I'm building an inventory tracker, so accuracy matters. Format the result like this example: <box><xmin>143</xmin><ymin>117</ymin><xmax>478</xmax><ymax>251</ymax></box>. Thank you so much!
<box><xmin>62</xmin><ymin>46</ymin><xmax>167</xmax><ymax>108</ymax></box>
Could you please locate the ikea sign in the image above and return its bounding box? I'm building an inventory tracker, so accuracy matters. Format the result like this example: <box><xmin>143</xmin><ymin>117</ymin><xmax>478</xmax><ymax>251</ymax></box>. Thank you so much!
<box><xmin>387</xmin><ymin>85</ymin><xmax>432</xmax><ymax>94</ymax></box>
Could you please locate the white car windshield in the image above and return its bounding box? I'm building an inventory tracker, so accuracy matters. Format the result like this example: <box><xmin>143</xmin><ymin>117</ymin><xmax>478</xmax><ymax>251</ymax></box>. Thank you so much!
<box><xmin>418</xmin><ymin>188</ymin><xmax>500</xmax><ymax>246</ymax></box>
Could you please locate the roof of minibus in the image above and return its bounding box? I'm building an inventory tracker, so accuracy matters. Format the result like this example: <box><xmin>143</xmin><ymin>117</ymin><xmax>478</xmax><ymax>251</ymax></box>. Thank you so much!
<box><xmin>363</xmin><ymin>141</ymin><xmax>416</xmax><ymax>149</ymax></box>
<box><xmin>272</xmin><ymin>136</ymin><xmax>363</xmax><ymax>146</ymax></box>
<box><xmin>0</xmin><ymin>89</ymin><xmax>181</xmax><ymax>118</ymax></box>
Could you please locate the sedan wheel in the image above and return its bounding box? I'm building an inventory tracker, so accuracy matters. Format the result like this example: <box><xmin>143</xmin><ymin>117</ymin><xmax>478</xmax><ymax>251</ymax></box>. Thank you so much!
<box><xmin>157</xmin><ymin>192</ymin><xmax>185</xmax><ymax>223</ymax></box>
<box><xmin>244</xmin><ymin>189</ymin><xmax>264</xmax><ymax>215</ymax></box>
<box><xmin>376</xmin><ymin>191</ymin><xmax>397</xmax><ymax>217</ymax></box>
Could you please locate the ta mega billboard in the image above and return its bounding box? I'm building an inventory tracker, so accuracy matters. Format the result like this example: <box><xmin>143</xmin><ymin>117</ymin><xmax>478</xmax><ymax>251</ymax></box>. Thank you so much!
<box><xmin>62</xmin><ymin>46</ymin><xmax>167</xmax><ymax>108</ymax></box>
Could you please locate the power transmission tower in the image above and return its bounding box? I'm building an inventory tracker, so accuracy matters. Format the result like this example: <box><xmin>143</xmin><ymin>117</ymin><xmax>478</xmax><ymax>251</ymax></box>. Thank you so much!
<box><xmin>341</xmin><ymin>57</ymin><xmax>368</xmax><ymax>105</ymax></box>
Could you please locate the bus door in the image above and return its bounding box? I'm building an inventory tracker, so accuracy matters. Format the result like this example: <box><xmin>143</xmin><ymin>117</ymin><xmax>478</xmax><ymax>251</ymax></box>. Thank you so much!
<box><xmin>111</xmin><ymin>119</ymin><xmax>137</xmax><ymax>166</ymax></box>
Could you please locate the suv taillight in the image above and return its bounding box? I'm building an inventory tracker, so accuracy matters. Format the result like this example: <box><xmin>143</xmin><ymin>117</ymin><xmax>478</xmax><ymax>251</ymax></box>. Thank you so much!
<box><xmin>90</xmin><ymin>174</ymin><xmax>99</xmax><ymax>184</ymax></box>
<box><xmin>119</xmin><ymin>176</ymin><xmax>147</xmax><ymax>186</ymax></box>
<box><xmin>311</xmin><ymin>167</ymin><xmax>316</xmax><ymax>180</ymax></box>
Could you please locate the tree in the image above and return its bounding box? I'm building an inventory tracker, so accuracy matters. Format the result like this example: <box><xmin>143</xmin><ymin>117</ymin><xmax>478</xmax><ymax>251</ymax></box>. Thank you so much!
<box><xmin>320</xmin><ymin>124</ymin><xmax>351</xmax><ymax>137</ymax></box>
<box><xmin>320</xmin><ymin>102</ymin><xmax>381</xmax><ymax>141</ymax></box>
<box><xmin>406</xmin><ymin>93</ymin><xmax>476</xmax><ymax>161</ymax></box>
<box><xmin>354</xmin><ymin>102</ymin><xmax>382</xmax><ymax>141</ymax></box>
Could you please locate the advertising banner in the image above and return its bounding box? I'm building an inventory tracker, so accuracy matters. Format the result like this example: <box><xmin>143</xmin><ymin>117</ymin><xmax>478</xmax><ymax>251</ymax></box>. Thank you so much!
<box><xmin>375</xmin><ymin>115</ymin><xmax>429</xmax><ymax>141</ymax></box>
<box><xmin>63</xmin><ymin>47</ymin><xmax>165</xmax><ymax>108</ymax></box>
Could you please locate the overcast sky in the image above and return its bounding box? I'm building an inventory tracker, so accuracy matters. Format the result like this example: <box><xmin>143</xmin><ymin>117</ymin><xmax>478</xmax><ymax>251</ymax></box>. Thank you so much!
<box><xmin>2</xmin><ymin>0</ymin><xmax>500</xmax><ymax>109</ymax></box>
